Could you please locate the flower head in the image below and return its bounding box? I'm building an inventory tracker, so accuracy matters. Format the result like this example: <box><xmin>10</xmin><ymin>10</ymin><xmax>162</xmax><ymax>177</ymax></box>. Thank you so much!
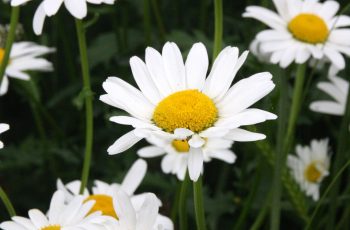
<box><xmin>101</xmin><ymin>42</ymin><xmax>276</xmax><ymax>181</ymax></box>
<box><xmin>243</xmin><ymin>0</ymin><xmax>350</xmax><ymax>69</ymax></box>
<box><xmin>287</xmin><ymin>139</ymin><xmax>331</xmax><ymax>201</ymax></box>
<box><xmin>0</xmin><ymin>123</ymin><xmax>9</xmax><ymax>149</ymax></box>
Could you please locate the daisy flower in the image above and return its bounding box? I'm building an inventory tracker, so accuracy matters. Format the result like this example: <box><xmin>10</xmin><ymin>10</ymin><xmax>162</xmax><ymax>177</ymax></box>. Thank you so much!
<box><xmin>138</xmin><ymin>135</ymin><xmax>236</xmax><ymax>180</ymax></box>
<box><xmin>310</xmin><ymin>69</ymin><xmax>348</xmax><ymax>116</ymax></box>
<box><xmin>243</xmin><ymin>0</ymin><xmax>350</xmax><ymax>69</ymax></box>
<box><xmin>287</xmin><ymin>139</ymin><xmax>330</xmax><ymax>201</ymax></box>
<box><xmin>0</xmin><ymin>190</ymin><xmax>109</xmax><ymax>230</ymax></box>
<box><xmin>100</xmin><ymin>42</ymin><xmax>276</xmax><ymax>181</ymax></box>
<box><xmin>0</xmin><ymin>123</ymin><xmax>9</xmax><ymax>149</ymax></box>
<box><xmin>11</xmin><ymin>0</ymin><xmax>115</xmax><ymax>35</ymax></box>
<box><xmin>57</xmin><ymin>159</ymin><xmax>173</xmax><ymax>229</ymax></box>
<box><xmin>0</xmin><ymin>42</ymin><xmax>55</xmax><ymax>96</ymax></box>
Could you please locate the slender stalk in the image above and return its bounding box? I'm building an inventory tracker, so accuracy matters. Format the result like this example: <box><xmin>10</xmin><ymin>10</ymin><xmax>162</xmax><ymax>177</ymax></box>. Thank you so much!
<box><xmin>327</xmin><ymin>74</ymin><xmax>350</xmax><ymax>228</ymax></box>
<box><xmin>179</xmin><ymin>172</ymin><xmax>190</xmax><ymax>230</ymax></box>
<box><xmin>0</xmin><ymin>186</ymin><xmax>16</xmax><ymax>217</ymax></box>
<box><xmin>213</xmin><ymin>0</ymin><xmax>223</xmax><ymax>59</ymax></box>
<box><xmin>250</xmin><ymin>190</ymin><xmax>272</xmax><ymax>230</ymax></box>
<box><xmin>150</xmin><ymin>0</ymin><xmax>166</xmax><ymax>42</ymax></box>
<box><xmin>75</xmin><ymin>19</ymin><xmax>94</xmax><ymax>194</ymax></box>
<box><xmin>270</xmin><ymin>70</ymin><xmax>289</xmax><ymax>230</ymax></box>
<box><xmin>143</xmin><ymin>0</ymin><xmax>152</xmax><ymax>45</ymax></box>
<box><xmin>193</xmin><ymin>176</ymin><xmax>206</xmax><ymax>230</ymax></box>
<box><xmin>0</xmin><ymin>7</ymin><xmax>20</xmax><ymax>84</ymax></box>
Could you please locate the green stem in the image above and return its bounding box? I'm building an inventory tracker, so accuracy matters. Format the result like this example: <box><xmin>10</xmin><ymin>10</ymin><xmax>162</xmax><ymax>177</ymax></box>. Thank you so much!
<box><xmin>75</xmin><ymin>19</ymin><xmax>94</xmax><ymax>194</ymax></box>
<box><xmin>327</xmin><ymin>72</ymin><xmax>350</xmax><ymax>228</ymax></box>
<box><xmin>213</xmin><ymin>0</ymin><xmax>223</xmax><ymax>59</ymax></box>
<box><xmin>179</xmin><ymin>172</ymin><xmax>190</xmax><ymax>230</ymax></box>
<box><xmin>250</xmin><ymin>190</ymin><xmax>272</xmax><ymax>230</ymax></box>
<box><xmin>0</xmin><ymin>7</ymin><xmax>20</xmax><ymax>84</ymax></box>
<box><xmin>193</xmin><ymin>176</ymin><xmax>206</xmax><ymax>230</ymax></box>
<box><xmin>0</xmin><ymin>186</ymin><xmax>16</xmax><ymax>217</ymax></box>
<box><xmin>270</xmin><ymin>70</ymin><xmax>289</xmax><ymax>230</ymax></box>
<box><xmin>150</xmin><ymin>0</ymin><xmax>166</xmax><ymax>42</ymax></box>
<box><xmin>143</xmin><ymin>0</ymin><xmax>152</xmax><ymax>45</ymax></box>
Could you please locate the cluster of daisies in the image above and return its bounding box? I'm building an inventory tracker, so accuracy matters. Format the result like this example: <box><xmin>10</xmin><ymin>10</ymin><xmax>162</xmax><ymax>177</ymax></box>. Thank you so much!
<box><xmin>0</xmin><ymin>0</ymin><xmax>350</xmax><ymax>228</ymax></box>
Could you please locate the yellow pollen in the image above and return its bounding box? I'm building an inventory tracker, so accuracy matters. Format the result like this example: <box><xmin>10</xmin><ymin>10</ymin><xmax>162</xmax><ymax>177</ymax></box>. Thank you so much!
<box><xmin>304</xmin><ymin>163</ymin><xmax>322</xmax><ymax>183</ymax></box>
<box><xmin>288</xmin><ymin>14</ymin><xmax>328</xmax><ymax>44</ymax></box>
<box><xmin>84</xmin><ymin>194</ymin><xmax>118</xmax><ymax>219</ymax></box>
<box><xmin>41</xmin><ymin>225</ymin><xmax>61</xmax><ymax>230</ymax></box>
<box><xmin>153</xmin><ymin>90</ymin><xmax>218</xmax><ymax>133</ymax></box>
<box><xmin>0</xmin><ymin>48</ymin><xmax>4</xmax><ymax>64</ymax></box>
<box><xmin>172</xmin><ymin>139</ymin><xmax>190</xmax><ymax>153</ymax></box>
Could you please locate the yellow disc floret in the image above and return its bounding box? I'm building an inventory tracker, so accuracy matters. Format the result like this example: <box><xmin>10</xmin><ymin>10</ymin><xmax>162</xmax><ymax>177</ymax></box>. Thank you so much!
<box><xmin>172</xmin><ymin>139</ymin><xmax>190</xmax><ymax>153</ymax></box>
<box><xmin>153</xmin><ymin>90</ymin><xmax>218</xmax><ymax>133</ymax></box>
<box><xmin>288</xmin><ymin>14</ymin><xmax>328</xmax><ymax>44</ymax></box>
<box><xmin>304</xmin><ymin>162</ymin><xmax>322</xmax><ymax>183</ymax></box>
<box><xmin>0</xmin><ymin>48</ymin><xmax>4</xmax><ymax>64</ymax></box>
<box><xmin>84</xmin><ymin>194</ymin><xmax>118</xmax><ymax>219</ymax></box>
<box><xmin>41</xmin><ymin>225</ymin><xmax>61</xmax><ymax>230</ymax></box>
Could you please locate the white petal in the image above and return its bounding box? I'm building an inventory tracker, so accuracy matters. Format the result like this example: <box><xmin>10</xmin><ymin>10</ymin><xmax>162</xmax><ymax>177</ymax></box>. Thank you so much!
<box><xmin>225</xmin><ymin>128</ymin><xmax>266</xmax><ymax>142</ymax></box>
<box><xmin>188</xmin><ymin>135</ymin><xmax>205</xmax><ymax>148</ymax></box>
<box><xmin>114</xmin><ymin>190</ymin><xmax>136</xmax><ymax>229</ymax></box>
<box><xmin>323</xmin><ymin>47</ymin><xmax>345</xmax><ymax>70</ymax></box>
<box><xmin>43</xmin><ymin>0</ymin><xmax>64</xmax><ymax>16</ymax></box>
<box><xmin>64</xmin><ymin>0</ymin><xmax>87</xmax><ymax>19</ymax></box>
<box><xmin>209</xmin><ymin>149</ymin><xmax>237</xmax><ymax>163</ymax></box>
<box><xmin>28</xmin><ymin>209</ymin><xmax>48</xmax><ymax>228</ymax></box>
<box><xmin>188</xmin><ymin>148</ymin><xmax>203</xmax><ymax>181</ymax></box>
<box><xmin>174</xmin><ymin>128</ymin><xmax>194</xmax><ymax>139</ymax></box>
<box><xmin>0</xmin><ymin>76</ymin><xmax>9</xmax><ymax>96</ymax></box>
<box><xmin>11</xmin><ymin>0</ymin><xmax>31</xmax><ymax>6</ymax></box>
<box><xmin>121</xmin><ymin>159</ymin><xmax>147</xmax><ymax>195</ymax></box>
<box><xmin>136</xmin><ymin>193</ymin><xmax>159</xmax><ymax>230</ymax></box>
<box><xmin>310</xmin><ymin>101</ymin><xmax>344</xmax><ymax>115</ymax></box>
<box><xmin>137</xmin><ymin>146</ymin><xmax>165</xmax><ymax>158</ymax></box>
<box><xmin>318</xmin><ymin>0</ymin><xmax>339</xmax><ymax>20</ymax></box>
<box><xmin>185</xmin><ymin>42</ymin><xmax>208</xmax><ymax>90</ymax></box>
<box><xmin>243</xmin><ymin>6</ymin><xmax>286</xmax><ymax>31</ymax></box>
<box><xmin>107</xmin><ymin>130</ymin><xmax>143</xmax><ymax>155</ymax></box>
<box><xmin>33</xmin><ymin>3</ymin><xmax>47</xmax><ymax>35</ymax></box>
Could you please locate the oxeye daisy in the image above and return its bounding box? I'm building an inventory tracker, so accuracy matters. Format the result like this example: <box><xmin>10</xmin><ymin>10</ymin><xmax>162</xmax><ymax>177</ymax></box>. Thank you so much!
<box><xmin>287</xmin><ymin>139</ymin><xmax>330</xmax><ymax>201</ymax></box>
<box><xmin>0</xmin><ymin>123</ymin><xmax>9</xmax><ymax>149</ymax></box>
<box><xmin>100</xmin><ymin>42</ymin><xmax>276</xmax><ymax>181</ymax></box>
<box><xmin>11</xmin><ymin>0</ymin><xmax>115</xmax><ymax>35</ymax></box>
<box><xmin>243</xmin><ymin>0</ymin><xmax>350</xmax><ymax>69</ymax></box>
<box><xmin>0</xmin><ymin>41</ymin><xmax>55</xmax><ymax>96</ymax></box>
<box><xmin>0</xmin><ymin>191</ymin><xmax>110</xmax><ymax>230</ymax></box>
<box><xmin>310</xmin><ymin>68</ymin><xmax>348</xmax><ymax>116</ymax></box>
<box><xmin>137</xmin><ymin>135</ymin><xmax>236</xmax><ymax>181</ymax></box>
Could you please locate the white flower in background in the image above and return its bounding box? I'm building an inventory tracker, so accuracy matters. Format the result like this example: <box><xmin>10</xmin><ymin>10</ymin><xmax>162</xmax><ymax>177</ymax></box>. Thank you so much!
<box><xmin>57</xmin><ymin>159</ymin><xmax>173</xmax><ymax>230</ymax></box>
<box><xmin>0</xmin><ymin>123</ymin><xmax>9</xmax><ymax>149</ymax></box>
<box><xmin>0</xmin><ymin>42</ymin><xmax>55</xmax><ymax>96</ymax></box>
<box><xmin>310</xmin><ymin>68</ymin><xmax>348</xmax><ymax>116</ymax></box>
<box><xmin>138</xmin><ymin>135</ymin><xmax>236</xmax><ymax>180</ymax></box>
<box><xmin>101</xmin><ymin>42</ymin><xmax>276</xmax><ymax>181</ymax></box>
<box><xmin>243</xmin><ymin>0</ymin><xmax>350</xmax><ymax>69</ymax></box>
<box><xmin>11</xmin><ymin>0</ymin><xmax>115</xmax><ymax>35</ymax></box>
<box><xmin>0</xmin><ymin>191</ymin><xmax>109</xmax><ymax>230</ymax></box>
<box><xmin>249</xmin><ymin>39</ymin><xmax>271</xmax><ymax>63</ymax></box>
<box><xmin>287</xmin><ymin>139</ymin><xmax>330</xmax><ymax>201</ymax></box>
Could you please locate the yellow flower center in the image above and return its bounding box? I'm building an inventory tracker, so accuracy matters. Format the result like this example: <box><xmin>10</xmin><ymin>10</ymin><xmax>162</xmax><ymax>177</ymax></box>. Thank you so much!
<box><xmin>84</xmin><ymin>194</ymin><xmax>118</xmax><ymax>219</ymax></box>
<box><xmin>304</xmin><ymin>162</ymin><xmax>322</xmax><ymax>183</ymax></box>
<box><xmin>172</xmin><ymin>139</ymin><xmax>190</xmax><ymax>153</ymax></box>
<box><xmin>0</xmin><ymin>48</ymin><xmax>4</xmax><ymax>64</ymax></box>
<box><xmin>153</xmin><ymin>90</ymin><xmax>218</xmax><ymax>133</ymax></box>
<box><xmin>288</xmin><ymin>13</ymin><xmax>328</xmax><ymax>44</ymax></box>
<box><xmin>41</xmin><ymin>225</ymin><xmax>61</xmax><ymax>230</ymax></box>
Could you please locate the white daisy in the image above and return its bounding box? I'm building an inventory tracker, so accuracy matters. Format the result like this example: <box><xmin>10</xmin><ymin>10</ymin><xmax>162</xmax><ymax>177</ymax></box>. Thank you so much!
<box><xmin>0</xmin><ymin>123</ymin><xmax>9</xmax><ymax>149</ymax></box>
<box><xmin>57</xmin><ymin>159</ymin><xmax>173</xmax><ymax>229</ymax></box>
<box><xmin>11</xmin><ymin>0</ymin><xmax>115</xmax><ymax>35</ymax></box>
<box><xmin>287</xmin><ymin>139</ymin><xmax>330</xmax><ymax>201</ymax></box>
<box><xmin>138</xmin><ymin>135</ymin><xmax>236</xmax><ymax>180</ymax></box>
<box><xmin>243</xmin><ymin>0</ymin><xmax>350</xmax><ymax>69</ymax></box>
<box><xmin>310</xmin><ymin>68</ymin><xmax>348</xmax><ymax>116</ymax></box>
<box><xmin>0</xmin><ymin>190</ymin><xmax>110</xmax><ymax>230</ymax></box>
<box><xmin>100</xmin><ymin>42</ymin><xmax>276</xmax><ymax>181</ymax></box>
<box><xmin>0</xmin><ymin>41</ymin><xmax>55</xmax><ymax>96</ymax></box>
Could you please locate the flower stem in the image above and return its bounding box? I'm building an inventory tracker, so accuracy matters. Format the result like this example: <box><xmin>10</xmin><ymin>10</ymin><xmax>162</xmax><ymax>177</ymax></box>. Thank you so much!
<box><xmin>0</xmin><ymin>186</ymin><xmax>16</xmax><ymax>217</ymax></box>
<box><xmin>143</xmin><ymin>0</ymin><xmax>152</xmax><ymax>45</ymax></box>
<box><xmin>193</xmin><ymin>175</ymin><xmax>206</xmax><ymax>230</ymax></box>
<box><xmin>150</xmin><ymin>0</ymin><xmax>166</xmax><ymax>42</ymax></box>
<box><xmin>75</xmin><ymin>19</ymin><xmax>94</xmax><ymax>194</ymax></box>
<box><xmin>179</xmin><ymin>172</ymin><xmax>190</xmax><ymax>230</ymax></box>
<box><xmin>213</xmin><ymin>0</ymin><xmax>223</xmax><ymax>59</ymax></box>
<box><xmin>0</xmin><ymin>7</ymin><xmax>20</xmax><ymax>84</ymax></box>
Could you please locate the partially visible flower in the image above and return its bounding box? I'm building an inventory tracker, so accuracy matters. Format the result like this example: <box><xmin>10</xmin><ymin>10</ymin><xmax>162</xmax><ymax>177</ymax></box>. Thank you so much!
<box><xmin>138</xmin><ymin>135</ymin><xmax>236</xmax><ymax>180</ymax></box>
<box><xmin>0</xmin><ymin>42</ymin><xmax>55</xmax><ymax>96</ymax></box>
<box><xmin>101</xmin><ymin>42</ymin><xmax>276</xmax><ymax>181</ymax></box>
<box><xmin>0</xmin><ymin>191</ymin><xmax>109</xmax><ymax>230</ymax></box>
<box><xmin>287</xmin><ymin>139</ymin><xmax>330</xmax><ymax>201</ymax></box>
<box><xmin>243</xmin><ymin>0</ymin><xmax>350</xmax><ymax>69</ymax></box>
<box><xmin>11</xmin><ymin>0</ymin><xmax>115</xmax><ymax>35</ymax></box>
<box><xmin>249</xmin><ymin>39</ymin><xmax>271</xmax><ymax>63</ymax></box>
<box><xmin>310</xmin><ymin>68</ymin><xmax>348</xmax><ymax>116</ymax></box>
<box><xmin>0</xmin><ymin>123</ymin><xmax>9</xmax><ymax>149</ymax></box>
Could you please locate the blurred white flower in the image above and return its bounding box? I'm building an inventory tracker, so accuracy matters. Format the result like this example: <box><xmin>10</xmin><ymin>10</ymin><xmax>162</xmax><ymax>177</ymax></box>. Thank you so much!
<box><xmin>287</xmin><ymin>139</ymin><xmax>330</xmax><ymax>201</ymax></box>
<box><xmin>243</xmin><ymin>0</ymin><xmax>350</xmax><ymax>69</ymax></box>
<box><xmin>100</xmin><ymin>42</ymin><xmax>276</xmax><ymax>181</ymax></box>
<box><xmin>11</xmin><ymin>0</ymin><xmax>115</xmax><ymax>35</ymax></box>
<box><xmin>0</xmin><ymin>123</ymin><xmax>9</xmax><ymax>149</ymax></box>
<box><xmin>138</xmin><ymin>135</ymin><xmax>236</xmax><ymax>181</ymax></box>
<box><xmin>0</xmin><ymin>191</ymin><xmax>109</xmax><ymax>230</ymax></box>
<box><xmin>0</xmin><ymin>42</ymin><xmax>55</xmax><ymax>96</ymax></box>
